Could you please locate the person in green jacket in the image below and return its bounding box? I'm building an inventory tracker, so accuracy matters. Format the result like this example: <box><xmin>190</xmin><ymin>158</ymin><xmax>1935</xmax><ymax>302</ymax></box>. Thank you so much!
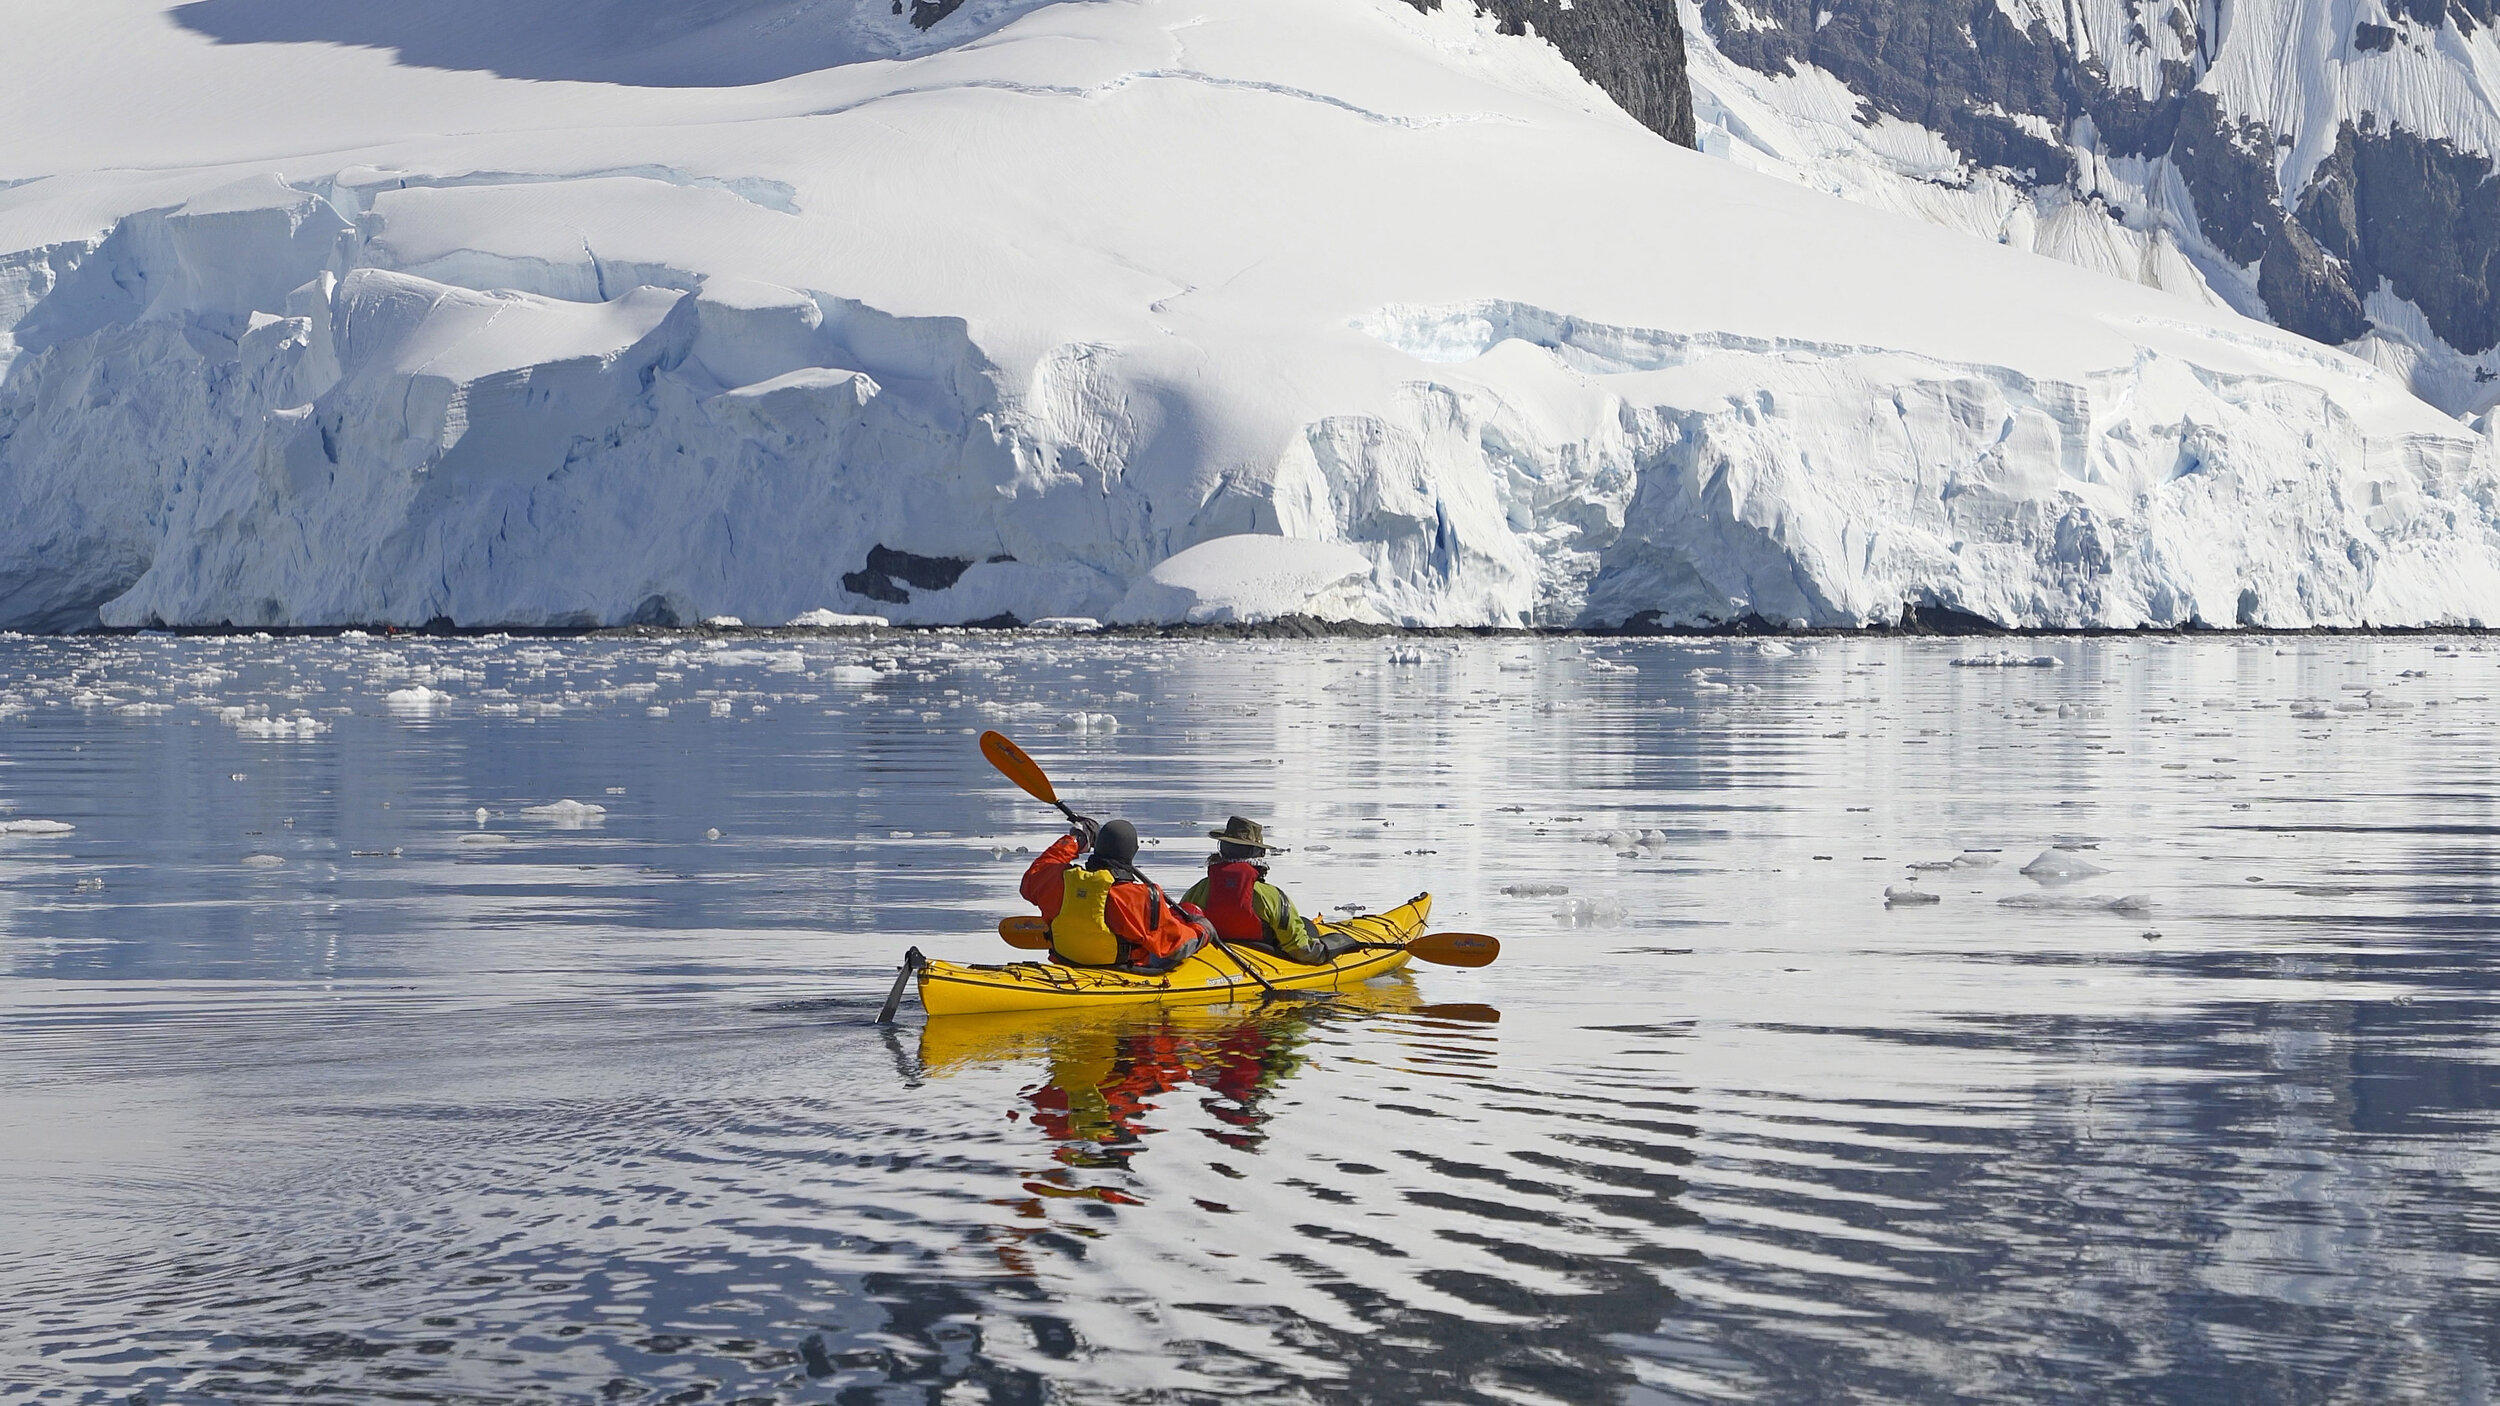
<box><xmin>1182</xmin><ymin>816</ymin><xmax>1351</xmax><ymax>964</ymax></box>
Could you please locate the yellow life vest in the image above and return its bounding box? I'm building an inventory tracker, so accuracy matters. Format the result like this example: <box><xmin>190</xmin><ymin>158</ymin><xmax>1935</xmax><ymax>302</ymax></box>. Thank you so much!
<box><xmin>1053</xmin><ymin>867</ymin><xmax>1124</xmax><ymax>966</ymax></box>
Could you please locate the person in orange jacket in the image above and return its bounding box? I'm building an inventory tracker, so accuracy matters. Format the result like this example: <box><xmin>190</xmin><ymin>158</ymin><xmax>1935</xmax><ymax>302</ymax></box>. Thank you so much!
<box><xmin>1020</xmin><ymin>817</ymin><xmax>1211</xmax><ymax>970</ymax></box>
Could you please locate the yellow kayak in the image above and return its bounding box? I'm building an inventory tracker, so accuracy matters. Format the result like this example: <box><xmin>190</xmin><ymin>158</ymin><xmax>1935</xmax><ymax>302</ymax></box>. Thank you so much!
<box><xmin>914</xmin><ymin>893</ymin><xmax>1433</xmax><ymax>1017</ymax></box>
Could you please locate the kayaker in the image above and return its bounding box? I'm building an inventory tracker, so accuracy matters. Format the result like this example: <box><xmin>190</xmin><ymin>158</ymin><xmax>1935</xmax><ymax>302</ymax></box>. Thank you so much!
<box><xmin>1183</xmin><ymin>816</ymin><xmax>1354</xmax><ymax>964</ymax></box>
<box><xmin>1021</xmin><ymin>817</ymin><xmax>1210</xmax><ymax>971</ymax></box>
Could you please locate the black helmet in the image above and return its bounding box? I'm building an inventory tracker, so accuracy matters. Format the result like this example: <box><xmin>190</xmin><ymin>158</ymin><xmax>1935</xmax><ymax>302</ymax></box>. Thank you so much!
<box><xmin>1092</xmin><ymin>819</ymin><xmax>1140</xmax><ymax>869</ymax></box>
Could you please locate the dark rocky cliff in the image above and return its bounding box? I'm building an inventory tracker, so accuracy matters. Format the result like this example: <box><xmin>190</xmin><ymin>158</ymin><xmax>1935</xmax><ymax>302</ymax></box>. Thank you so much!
<box><xmin>1697</xmin><ymin>0</ymin><xmax>2500</xmax><ymax>365</ymax></box>
<box><xmin>1408</xmin><ymin>0</ymin><xmax>1698</xmax><ymax>147</ymax></box>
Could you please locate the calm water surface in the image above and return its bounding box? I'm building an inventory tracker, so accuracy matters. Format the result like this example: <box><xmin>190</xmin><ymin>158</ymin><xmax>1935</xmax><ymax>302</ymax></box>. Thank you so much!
<box><xmin>2</xmin><ymin>631</ymin><xmax>2496</xmax><ymax>1403</ymax></box>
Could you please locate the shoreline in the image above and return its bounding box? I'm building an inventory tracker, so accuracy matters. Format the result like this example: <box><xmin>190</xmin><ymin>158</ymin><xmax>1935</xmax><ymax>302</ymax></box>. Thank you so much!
<box><xmin>31</xmin><ymin>610</ymin><xmax>2500</xmax><ymax>643</ymax></box>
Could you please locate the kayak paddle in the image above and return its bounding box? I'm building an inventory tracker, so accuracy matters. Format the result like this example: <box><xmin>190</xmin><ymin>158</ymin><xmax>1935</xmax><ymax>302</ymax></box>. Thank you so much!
<box><xmin>1401</xmin><ymin>932</ymin><xmax>1500</xmax><ymax>968</ymax></box>
<box><xmin>980</xmin><ymin>730</ymin><xmax>1083</xmax><ymax>826</ymax></box>
<box><xmin>999</xmin><ymin>915</ymin><xmax>1051</xmax><ymax>949</ymax></box>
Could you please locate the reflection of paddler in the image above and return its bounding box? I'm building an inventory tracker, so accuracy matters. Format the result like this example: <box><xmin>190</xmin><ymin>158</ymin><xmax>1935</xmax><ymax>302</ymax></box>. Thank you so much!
<box><xmin>1027</xmin><ymin>1009</ymin><xmax>1315</xmax><ymax>1158</ymax></box>
<box><xmin>920</xmin><ymin>985</ymin><xmax>1449</xmax><ymax>1170</ymax></box>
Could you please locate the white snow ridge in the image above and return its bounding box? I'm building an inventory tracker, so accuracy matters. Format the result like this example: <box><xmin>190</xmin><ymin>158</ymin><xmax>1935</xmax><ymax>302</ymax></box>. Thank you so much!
<box><xmin>0</xmin><ymin>0</ymin><xmax>2494</xmax><ymax>629</ymax></box>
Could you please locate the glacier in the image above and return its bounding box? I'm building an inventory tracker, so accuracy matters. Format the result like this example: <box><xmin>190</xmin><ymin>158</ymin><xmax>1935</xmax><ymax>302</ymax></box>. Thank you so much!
<box><xmin>1676</xmin><ymin>0</ymin><xmax>2500</xmax><ymax>420</ymax></box>
<box><xmin>0</xmin><ymin>0</ymin><xmax>2495</xmax><ymax>630</ymax></box>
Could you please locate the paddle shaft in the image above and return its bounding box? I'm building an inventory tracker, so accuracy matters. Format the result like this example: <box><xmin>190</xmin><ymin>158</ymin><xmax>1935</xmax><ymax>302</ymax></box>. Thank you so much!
<box><xmin>1210</xmin><ymin>935</ymin><xmax>1317</xmax><ymax>1002</ymax></box>
<box><xmin>876</xmin><ymin>946</ymin><xmax>925</xmax><ymax>1024</ymax></box>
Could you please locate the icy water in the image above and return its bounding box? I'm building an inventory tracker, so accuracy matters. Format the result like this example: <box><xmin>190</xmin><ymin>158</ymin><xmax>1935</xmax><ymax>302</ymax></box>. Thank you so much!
<box><xmin>3</xmin><ymin>632</ymin><xmax>2498</xmax><ymax>1405</ymax></box>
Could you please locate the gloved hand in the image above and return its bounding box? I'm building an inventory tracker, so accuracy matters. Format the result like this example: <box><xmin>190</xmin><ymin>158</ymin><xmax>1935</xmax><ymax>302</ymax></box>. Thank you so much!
<box><xmin>1067</xmin><ymin>814</ymin><xmax>1100</xmax><ymax>849</ymax></box>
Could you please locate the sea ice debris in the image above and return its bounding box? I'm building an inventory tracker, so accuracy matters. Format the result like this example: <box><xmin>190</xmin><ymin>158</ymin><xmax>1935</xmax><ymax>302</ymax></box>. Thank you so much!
<box><xmin>2020</xmin><ymin>848</ymin><xmax>2108</xmax><ymax>883</ymax></box>
<box><xmin>1951</xmin><ymin>653</ymin><xmax>2063</xmax><ymax>668</ymax></box>
<box><xmin>0</xmin><ymin>819</ymin><xmax>75</xmax><ymax>835</ymax></box>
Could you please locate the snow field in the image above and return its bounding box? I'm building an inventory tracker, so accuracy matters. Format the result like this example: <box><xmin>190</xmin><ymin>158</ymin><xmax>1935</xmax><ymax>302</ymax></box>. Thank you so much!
<box><xmin>0</xmin><ymin>0</ymin><xmax>2493</xmax><ymax>628</ymax></box>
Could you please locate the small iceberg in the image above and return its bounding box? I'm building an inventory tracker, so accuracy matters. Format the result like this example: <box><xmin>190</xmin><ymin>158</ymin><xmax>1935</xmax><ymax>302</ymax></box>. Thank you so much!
<box><xmin>2000</xmin><ymin>893</ymin><xmax>2153</xmax><ymax>915</ymax></box>
<box><xmin>520</xmin><ymin>799</ymin><xmax>607</xmax><ymax>826</ymax></box>
<box><xmin>2020</xmin><ymin>848</ymin><xmax>2107</xmax><ymax>883</ymax></box>
<box><xmin>1951</xmin><ymin>652</ymin><xmax>2062</xmax><ymax>668</ymax></box>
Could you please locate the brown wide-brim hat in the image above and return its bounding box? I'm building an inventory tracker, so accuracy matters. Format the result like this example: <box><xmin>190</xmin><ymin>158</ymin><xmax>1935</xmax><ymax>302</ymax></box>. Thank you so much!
<box><xmin>1208</xmin><ymin>816</ymin><xmax>1267</xmax><ymax>850</ymax></box>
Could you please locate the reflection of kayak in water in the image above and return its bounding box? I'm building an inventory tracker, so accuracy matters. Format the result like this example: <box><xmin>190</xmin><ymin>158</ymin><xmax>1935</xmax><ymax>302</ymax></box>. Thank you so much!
<box><xmin>919</xmin><ymin>981</ymin><xmax>1496</xmax><ymax>1200</ymax></box>
<box><xmin>916</xmin><ymin>894</ymin><xmax>1431</xmax><ymax>1017</ymax></box>
<box><xmin>917</xmin><ymin>975</ymin><xmax>1445</xmax><ymax>1075</ymax></box>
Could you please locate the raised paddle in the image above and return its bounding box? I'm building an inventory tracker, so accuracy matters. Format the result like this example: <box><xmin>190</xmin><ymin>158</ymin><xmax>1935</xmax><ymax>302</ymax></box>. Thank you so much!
<box><xmin>999</xmin><ymin>915</ymin><xmax>1051</xmax><ymax>949</ymax></box>
<box><xmin>980</xmin><ymin>730</ymin><xmax>1083</xmax><ymax>826</ymax></box>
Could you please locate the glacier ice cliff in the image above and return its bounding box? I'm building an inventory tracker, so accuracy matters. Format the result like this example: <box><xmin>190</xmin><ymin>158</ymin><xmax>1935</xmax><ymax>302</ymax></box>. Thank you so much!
<box><xmin>0</xmin><ymin>0</ymin><xmax>2494</xmax><ymax>630</ymax></box>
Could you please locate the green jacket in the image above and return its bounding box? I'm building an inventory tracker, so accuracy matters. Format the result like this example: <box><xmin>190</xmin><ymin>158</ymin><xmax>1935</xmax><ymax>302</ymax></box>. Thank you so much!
<box><xmin>1182</xmin><ymin>872</ymin><xmax>1321</xmax><ymax>961</ymax></box>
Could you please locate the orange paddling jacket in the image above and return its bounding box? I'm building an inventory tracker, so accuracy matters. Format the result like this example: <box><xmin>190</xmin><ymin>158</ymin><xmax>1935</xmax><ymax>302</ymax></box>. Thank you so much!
<box><xmin>1020</xmin><ymin>835</ymin><xmax>1204</xmax><ymax>967</ymax></box>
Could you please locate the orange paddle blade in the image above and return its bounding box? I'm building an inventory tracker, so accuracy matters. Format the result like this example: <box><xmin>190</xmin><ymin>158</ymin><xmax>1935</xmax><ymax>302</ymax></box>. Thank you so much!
<box><xmin>998</xmin><ymin>915</ymin><xmax>1052</xmax><ymax>949</ymax></box>
<box><xmin>979</xmin><ymin>730</ymin><xmax>1060</xmax><ymax>806</ymax></box>
<box><xmin>1407</xmin><ymin>932</ymin><xmax>1500</xmax><ymax>968</ymax></box>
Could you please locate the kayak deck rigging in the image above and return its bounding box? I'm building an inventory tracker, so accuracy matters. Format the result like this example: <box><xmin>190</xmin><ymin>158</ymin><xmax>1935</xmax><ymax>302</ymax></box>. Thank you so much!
<box><xmin>914</xmin><ymin>894</ymin><xmax>1432</xmax><ymax>1016</ymax></box>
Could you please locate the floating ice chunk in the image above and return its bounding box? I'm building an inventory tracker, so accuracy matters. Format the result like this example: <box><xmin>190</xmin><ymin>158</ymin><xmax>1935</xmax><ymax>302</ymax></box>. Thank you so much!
<box><xmin>1502</xmin><ymin>881</ymin><xmax>1570</xmax><ymax>896</ymax></box>
<box><xmin>1754</xmin><ymin>640</ymin><xmax>1795</xmax><ymax>657</ymax></box>
<box><xmin>646</xmin><ymin>705</ymin><xmax>671</xmax><ymax>716</ymax></box>
<box><xmin>1951</xmin><ymin>652</ymin><xmax>2062</xmax><ymax>668</ymax></box>
<box><xmin>826</xmin><ymin>665</ymin><xmax>887</xmax><ymax>685</ymax></box>
<box><xmin>231</xmin><ymin>715</ymin><xmax>329</xmax><ymax>739</ymax></box>
<box><xmin>0</xmin><ymin>819</ymin><xmax>74</xmax><ymax>835</ymax></box>
<box><xmin>240</xmin><ymin>853</ymin><xmax>284</xmax><ymax>867</ymax></box>
<box><xmin>1884</xmin><ymin>885</ymin><xmax>1940</xmax><ymax>906</ymax></box>
<box><xmin>1069</xmin><ymin>711</ymin><xmax>1119</xmax><ymax>733</ymax></box>
<box><xmin>2020</xmin><ymin>848</ymin><xmax>2107</xmax><ymax>883</ymax></box>
<box><xmin>1587</xmin><ymin>658</ymin><xmax>1640</xmax><ymax>674</ymax></box>
<box><xmin>710</xmin><ymin>700</ymin><xmax>734</xmax><ymax>717</ymax></box>
<box><xmin>705</xmin><ymin>827</ymin><xmax>722</xmax><ymax>841</ymax></box>
<box><xmin>460</xmin><ymin>833</ymin><xmax>512</xmax><ymax>845</ymax></box>
<box><xmin>1999</xmin><ymin>893</ymin><xmax>2153</xmax><ymax>914</ymax></box>
<box><xmin>701</xmin><ymin>616</ymin><xmax>746</xmax><ymax>628</ymax></box>
<box><xmin>1555</xmin><ymin>896</ymin><xmax>1626</xmax><ymax>927</ymax></box>
<box><xmin>1029</xmin><ymin>617</ymin><xmax>1103</xmax><ymax>631</ymax></box>
<box><xmin>787</xmin><ymin>609</ymin><xmax>889</xmax><ymax>628</ymax></box>
<box><xmin>385</xmin><ymin>686</ymin><xmax>453</xmax><ymax>710</ymax></box>
<box><xmin>520</xmin><ymin>799</ymin><xmax>607</xmax><ymax>826</ymax></box>
<box><xmin>1386</xmin><ymin>646</ymin><xmax>1427</xmax><ymax>664</ymax></box>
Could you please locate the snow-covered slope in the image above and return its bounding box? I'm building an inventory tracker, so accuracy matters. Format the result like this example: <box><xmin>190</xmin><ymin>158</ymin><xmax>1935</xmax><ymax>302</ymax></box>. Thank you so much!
<box><xmin>0</xmin><ymin>0</ymin><xmax>2494</xmax><ymax>630</ymax></box>
<box><xmin>1680</xmin><ymin>0</ymin><xmax>2500</xmax><ymax>419</ymax></box>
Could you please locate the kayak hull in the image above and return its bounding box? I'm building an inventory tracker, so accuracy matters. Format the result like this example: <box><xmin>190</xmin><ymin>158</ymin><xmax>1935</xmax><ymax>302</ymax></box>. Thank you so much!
<box><xmin>916</xmin><ymin>894</ymin><xmax>1433</xmax><ymax>1016</ymax></box>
